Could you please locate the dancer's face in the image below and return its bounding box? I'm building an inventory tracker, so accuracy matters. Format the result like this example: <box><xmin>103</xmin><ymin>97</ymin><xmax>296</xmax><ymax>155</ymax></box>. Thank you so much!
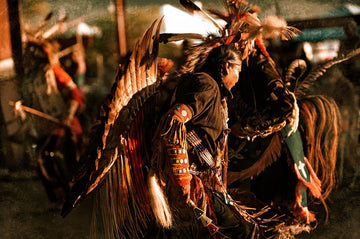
<box><xmin>222</xmin><ymin>61</ymin><xmax>242</xmax><ymax>89</ymax></box>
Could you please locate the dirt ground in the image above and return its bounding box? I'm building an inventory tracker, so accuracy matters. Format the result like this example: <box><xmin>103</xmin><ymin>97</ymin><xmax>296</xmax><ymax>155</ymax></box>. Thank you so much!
<box><xmin>0</xmin><ymin>166</ymin><xmax>359</xmax><ymax>239</ymax></box>
<box><xmin>297</xmin><ymin>169</ymin><xmax>360</xmax><ymax>239</ymax></box>
<box><xmin>0</xmin><ymin>169</ymin><xmax>92</xmax><ymax>239</ymax></box>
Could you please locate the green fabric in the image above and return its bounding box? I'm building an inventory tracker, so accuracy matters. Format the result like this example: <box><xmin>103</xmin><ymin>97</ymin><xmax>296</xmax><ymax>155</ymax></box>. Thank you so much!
<box><xmin>280</xmin><ymin>124</ymin><xmax>309</xmax><ymax>207</ymax></box>
<box><xmin>280</xmin><ymin>124</ymin><xmax>311</xmax><ymax>183</ymax></box>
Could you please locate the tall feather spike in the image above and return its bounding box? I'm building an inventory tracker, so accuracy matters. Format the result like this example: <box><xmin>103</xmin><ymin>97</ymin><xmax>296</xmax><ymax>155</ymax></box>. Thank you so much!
<box><xmin>180</xmin><ymin>0</ymin><xmax>223</xmax><ymax>31</ymax></box>
<box><xmin>296</xmin><ymin>47</ymin><xmax>360</xmax><ymax>97</ymax></box>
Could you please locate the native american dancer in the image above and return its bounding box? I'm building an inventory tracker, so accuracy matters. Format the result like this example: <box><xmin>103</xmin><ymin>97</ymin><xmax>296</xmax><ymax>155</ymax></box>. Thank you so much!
<box><xmin>226</xmin><ymin>45</ymin><xmax>332</xmax><ymax>225</ymax></box>
<box><xmin>19</xmin><ymin>16</ymin><xmax>84</xmax><ymax>202</ymax></box>
<box><xmin>60</xmin><ymin>0</ymin><xmax>360</xmax><ymax>238</ymax></box>
<box><xmin>224</xmin><ymin>20</ymin><xmax>360</xmax><ymax>239</ymax></box>
<box><xmin>227</xmin><ymin>40</ymin><xmax>360</xmax><ymax>228</ymax></box>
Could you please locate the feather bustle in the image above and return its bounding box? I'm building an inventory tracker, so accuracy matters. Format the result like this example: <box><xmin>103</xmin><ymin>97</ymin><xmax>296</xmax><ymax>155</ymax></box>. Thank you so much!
<box><xmin>130</xmin><ymin>41</ymin><xmax>139</xmax><ymax>93</ymax></box>
<box><xmin>62</xmin><ymin>20</ymin><xmax>164</xmax><ymax>234</ymax></box>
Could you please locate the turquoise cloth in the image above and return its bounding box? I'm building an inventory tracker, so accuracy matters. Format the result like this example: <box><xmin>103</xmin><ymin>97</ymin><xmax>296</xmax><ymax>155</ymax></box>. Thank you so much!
<box><xmin>280</xmin><ymin>124</ymin><xmax>309</xmax><ymax>207</ymax></box>
<box><xmin>280</xmin><ymin>124</ymin><xmax>311</xmax><ymax>183</ymax></box>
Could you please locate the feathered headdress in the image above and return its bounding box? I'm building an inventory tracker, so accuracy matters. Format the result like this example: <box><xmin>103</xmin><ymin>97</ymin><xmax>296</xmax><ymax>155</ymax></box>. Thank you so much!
<box><xmin>161</xmin><ymin>0</ymin><xmax>300</xmax><ymax>72</ymax></box>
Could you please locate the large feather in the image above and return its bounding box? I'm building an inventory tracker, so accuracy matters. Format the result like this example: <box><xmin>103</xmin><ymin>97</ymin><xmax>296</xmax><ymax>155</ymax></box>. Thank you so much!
<box><xmin>62</xmin><ymin>18</ymin><xmax>163</xmax><ymax>216</ymax></box>
<box><xmin>261</xmin><ymin>16</ymin><xmax>301</xmax><ymax>40</ymax></box>
<box><xmin>180</xmin><ymin>0</ymin><xmax>223</xmax><ymax>31</ymax></box>
<box><xmin>33</xmin><ymin>12</ymin><xmax>53</xmax><ymax>37</ymax></box>
<box><xmin>296</xmin><ymin>47</ymin><xmax>360</xmax><ymax>97</ymax></box>
<box><xmin>285</xmin><ymin>59</ymin><xmax>307</xmax><ymax>85</ymax></box>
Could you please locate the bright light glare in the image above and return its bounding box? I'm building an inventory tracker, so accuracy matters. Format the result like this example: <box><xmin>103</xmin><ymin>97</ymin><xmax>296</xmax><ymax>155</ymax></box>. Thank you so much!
<box><xmin>76</xmin><ymin>22</ymin><xmax>102</xmax><ymax>36</ymax></box>
<box><xmin>160</xmin><ymin>4</ymin><xmax>225</xmax><ymax>40</ymax></box>
<box><xmin>345</xmin><ymin>3</ymin><xmax>360</xmax><ymax>14</ymax></box>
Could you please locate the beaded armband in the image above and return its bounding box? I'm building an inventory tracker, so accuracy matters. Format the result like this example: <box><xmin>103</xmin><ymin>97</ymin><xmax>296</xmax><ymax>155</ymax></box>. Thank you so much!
<box><xmin>161</xmin><ymin>104</ymin><xmax>193</xmax><ymax>186</ymax></box>
<box><xmin>170</xmin><ymin>104</ymin><xmax>192</xmax><ymax>123</ymax></box>
<box><xmin>164</xmin><ymin>140</ymin><xmax>192</xmax><ymax>186</ymax></box>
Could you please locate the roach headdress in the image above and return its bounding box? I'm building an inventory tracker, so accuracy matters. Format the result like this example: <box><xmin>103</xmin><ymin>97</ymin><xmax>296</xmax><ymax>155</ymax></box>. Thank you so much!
<box><xmin>160</xmin><ymin>0</ymin><xmax>300</xmax><ymax>74</ymax></box>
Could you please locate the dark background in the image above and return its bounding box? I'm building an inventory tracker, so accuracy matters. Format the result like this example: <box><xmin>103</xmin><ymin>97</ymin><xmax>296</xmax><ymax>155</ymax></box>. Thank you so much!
<box><xmin>1</xmin><ymin>0</ymin><xmax>360</xmax><ymax>238</ymax></box>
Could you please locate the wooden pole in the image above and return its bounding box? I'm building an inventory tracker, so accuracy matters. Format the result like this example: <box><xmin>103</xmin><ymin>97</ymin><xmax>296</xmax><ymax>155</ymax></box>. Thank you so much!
<box><xmin>1</xmin><ymin>0</ymin><xmax>24</xmax><ymax>169</ymax></box>
<box><xmin>115</xmin><ymin>0</ymin><xmax>127</xmax><ymax>59</ymax></box>
<box><xmin>7</xmin><ymin>0</ymin><xmax>23</xmax><ymax>79</ymax></box>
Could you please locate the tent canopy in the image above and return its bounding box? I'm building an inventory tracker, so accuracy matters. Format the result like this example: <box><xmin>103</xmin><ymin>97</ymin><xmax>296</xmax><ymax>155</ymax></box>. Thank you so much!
<box><xmin>290</xmin><ymin>3</ymin><xmax>360</xmax><ymax>42</ymax></box>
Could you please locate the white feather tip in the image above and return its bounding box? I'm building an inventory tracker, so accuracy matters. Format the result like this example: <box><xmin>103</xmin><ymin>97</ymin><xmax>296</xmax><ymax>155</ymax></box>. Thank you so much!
<box><xmin>148</xmin><ymin>174</ymin><xmax>173</xmax><ymax>228</ymax></box>
<box><xmin>261</xmin><ymin>16</ymin><xmax>299</xmax><ymax>40</ymax></box>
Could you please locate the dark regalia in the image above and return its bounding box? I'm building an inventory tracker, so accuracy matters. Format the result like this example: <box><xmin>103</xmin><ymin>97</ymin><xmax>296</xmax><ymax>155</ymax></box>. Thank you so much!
<box><xmin>60</xmin><ymin>0</ymin><xmax>360</xmax><ymax>238</ymax></box>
